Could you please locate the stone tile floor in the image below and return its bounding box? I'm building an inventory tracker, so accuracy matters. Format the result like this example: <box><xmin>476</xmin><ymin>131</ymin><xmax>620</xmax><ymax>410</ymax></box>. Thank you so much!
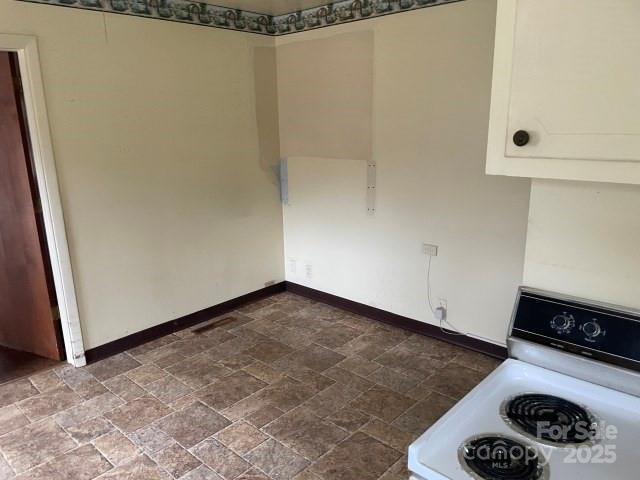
<box><xmin>0</xmin><ymin>292</ymin><xmax>501</xmax><ymax>479</ymax></box>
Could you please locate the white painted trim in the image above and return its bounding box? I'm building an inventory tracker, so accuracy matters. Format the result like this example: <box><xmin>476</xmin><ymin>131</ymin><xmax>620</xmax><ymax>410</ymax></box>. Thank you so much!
<box><xmin>0</xmin><ymin>34</ymin><xmax>86</xmax><ymax>367</ymax></box>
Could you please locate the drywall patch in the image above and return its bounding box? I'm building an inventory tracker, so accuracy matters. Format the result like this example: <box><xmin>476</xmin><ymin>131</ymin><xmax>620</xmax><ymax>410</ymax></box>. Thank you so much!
<box><xmin>277</xmin><ymin>30</ymin><xmax>374</xmax><ymax>161</ymax></box>
<box><xmin>366</xmin><ymin>160</ymin><xmax>376</xmax><ymax>214</ymax></box>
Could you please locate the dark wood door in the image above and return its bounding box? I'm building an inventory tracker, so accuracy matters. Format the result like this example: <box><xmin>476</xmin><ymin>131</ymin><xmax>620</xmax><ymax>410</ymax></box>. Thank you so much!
<box><xmin>0</xmin><ymin>51</ymin><xmax>64</xmax><ymax>360</ymax></box>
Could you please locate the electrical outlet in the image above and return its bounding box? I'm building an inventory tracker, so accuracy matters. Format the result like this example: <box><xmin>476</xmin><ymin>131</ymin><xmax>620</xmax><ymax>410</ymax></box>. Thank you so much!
<box><xmin>434</xmin><ymin>306</ymin><xmax>447</xmax><ymax>321</ymax></box>
<box><xmin>422</xmin><ymin>243</ymin><xmax>438</xmax><ymax>256</ymax></box>
<box><xmin>439</xmin><ymin>298</ymin><xmax>448</xmax><ymax>310</ymax></box>
<box><xmin>305</xmin><ymin>263</ymin><xmax>313</xmax><ymax>279</ymax></box>
<box><xmin>288</xmin><ymin>258</ymin><xmax>297</xmax><ymax>275</ymax></box>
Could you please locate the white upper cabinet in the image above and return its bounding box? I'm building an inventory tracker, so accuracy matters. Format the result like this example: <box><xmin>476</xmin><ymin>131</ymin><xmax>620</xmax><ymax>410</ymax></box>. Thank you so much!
<box><xmin>486</xmin><ymin>0</ymin><xmax>640</xmax><ymax>184</ymax></box>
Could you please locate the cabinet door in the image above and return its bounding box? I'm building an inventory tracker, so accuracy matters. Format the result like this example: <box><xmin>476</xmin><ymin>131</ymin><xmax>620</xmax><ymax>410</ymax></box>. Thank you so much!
<box><xmin>487</xmin><ymin>0</ymin><xmax>640</xmax><ymax>184</ymax></box>
<box><xmin>507</xmin><ymin>0</ymin><xmax>640</xmax><ymax>162</ymax></box>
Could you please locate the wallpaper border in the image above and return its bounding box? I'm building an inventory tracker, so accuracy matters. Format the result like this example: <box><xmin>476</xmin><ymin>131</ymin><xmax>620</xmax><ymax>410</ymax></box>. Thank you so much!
<box><xmin>17</xmin><ymin>0</ymin><xmax>464</xmax><ymax>36</ymax></box>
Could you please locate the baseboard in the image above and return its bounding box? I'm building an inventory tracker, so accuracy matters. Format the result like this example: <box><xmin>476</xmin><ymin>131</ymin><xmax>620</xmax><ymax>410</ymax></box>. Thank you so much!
<box><xmin>285</xmin><ymin>282</ymin><xmax>508</xmax><ymax>359</ymax></box>
<box><xmin>84</xmin><ymin>282</ymin><xmax>286</xmax><ymax>364</ymax></box>
<box><xmin>85</xmin><ymin>279</ymin><xmax>506</xmax><ymax>364</ymax></box>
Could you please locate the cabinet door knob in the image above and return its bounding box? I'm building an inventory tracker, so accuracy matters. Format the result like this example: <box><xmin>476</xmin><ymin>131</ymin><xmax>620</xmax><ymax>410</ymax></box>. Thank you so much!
<box><xmin>513</xmin><ymin>130</ymin><xmax>530</xmax><ymax>147</ymax></box>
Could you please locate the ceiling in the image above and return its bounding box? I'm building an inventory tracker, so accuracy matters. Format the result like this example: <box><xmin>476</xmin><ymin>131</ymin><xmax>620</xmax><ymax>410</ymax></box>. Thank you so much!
<box><xmin>208</xmin><ymin>0</ymin><xmax>331</xmax><ymax>16</ymax></box>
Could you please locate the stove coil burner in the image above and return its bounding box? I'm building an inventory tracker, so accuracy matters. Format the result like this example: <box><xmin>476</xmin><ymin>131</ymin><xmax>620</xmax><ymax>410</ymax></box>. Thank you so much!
<box><xmin>502</xmin><ymin>393</ymin><xmax>596</xmax><ymax>445</ymax></box>
<box><xmin>459</xmin><ymin>435</ymin><xmax>547</xmax><ymax>480</ymax></box>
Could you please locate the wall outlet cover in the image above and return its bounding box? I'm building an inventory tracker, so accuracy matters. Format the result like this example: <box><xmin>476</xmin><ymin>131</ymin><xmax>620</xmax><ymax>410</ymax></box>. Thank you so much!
<box><xmin>423</xmin><ymin>243</ymin><xmax>438</xmax><ymax>256</ymax></box>
<box><xmin>288</xmin><ymin>258</ymin><xmax>297</xmax><ymax>274</ymax></box>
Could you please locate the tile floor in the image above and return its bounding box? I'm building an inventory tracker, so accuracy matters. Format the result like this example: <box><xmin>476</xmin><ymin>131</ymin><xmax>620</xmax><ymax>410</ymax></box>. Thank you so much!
<box><xmin>0</xmin><ymin>292</ymin><xmax>501</xmax><ymax>479</ymax></box>
<box><xmin>0</xmin><ymin>346</ymin><xmax>60</xmax><ymax>386</ymax></box>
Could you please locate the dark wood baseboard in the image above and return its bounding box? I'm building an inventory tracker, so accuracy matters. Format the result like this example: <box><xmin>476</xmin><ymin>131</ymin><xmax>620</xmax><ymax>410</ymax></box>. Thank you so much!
<box><xmin>285</xmin><ymin>282</ymin><xmax>508</xmax><ymax>359</ymax></box>
<box><xmin>84</xmin><ymin>282</ymin><xmax>286</xmax><ymax>364</ymax></box>
<box><xmin>85</xmin><ymin>279</ymin><xmax>506</xmax><ymax>365</ymax></box>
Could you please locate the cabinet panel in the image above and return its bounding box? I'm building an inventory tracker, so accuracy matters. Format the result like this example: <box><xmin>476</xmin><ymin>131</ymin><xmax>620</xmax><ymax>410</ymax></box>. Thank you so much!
<box><xmin>507</xmin><ymin>0</ymin><xmax>640</xmax><ymax>162</ymax></box>
<box><xmin>487</xmin><ymin>0</ymin><xmax>640</xmax><ymax>184</ymax></box>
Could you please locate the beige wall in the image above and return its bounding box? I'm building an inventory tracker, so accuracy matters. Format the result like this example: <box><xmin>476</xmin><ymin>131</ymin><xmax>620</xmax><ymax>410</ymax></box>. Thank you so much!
<box><xmin>278</xmin><ymin>0</ymin><xmax>531</xmax><ymax>344</ymax></box>
<box><xmin>1</xmin><ymin>0</ymin><xmax>284</xmax><ymax>349</ymax></box>
<box><xmin>277</xmin><ymin>31</ymin><xmax>374</xmax><ymax>161</ymax></box>
<box><xmin>524</xmin><ymin>180</ymin><xmax>640</xmax><ymax>309</ymax></box>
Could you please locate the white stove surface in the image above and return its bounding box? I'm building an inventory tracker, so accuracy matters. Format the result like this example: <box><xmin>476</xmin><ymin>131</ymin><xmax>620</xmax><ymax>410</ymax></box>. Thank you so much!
<box><xmin>408</xmin><ymin>359</ymin><xmax>640</xmax><ymax>480</ymax></box>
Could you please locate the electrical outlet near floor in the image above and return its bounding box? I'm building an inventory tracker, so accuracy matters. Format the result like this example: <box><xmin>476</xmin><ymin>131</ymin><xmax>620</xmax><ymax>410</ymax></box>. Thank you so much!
<box><xmin>288</xmin><ymin>258</ymin><xmax>297</xmax><ymax>275</ymax></box>
<box><xmin>422</xmin><ymin>243</ymin><xmax>438</xmax><ymax>256</ymax></box>
<box><xmin>305</xmin><ymin>263</ymin><xmax>313</xmax><ymax>279</ymax></box>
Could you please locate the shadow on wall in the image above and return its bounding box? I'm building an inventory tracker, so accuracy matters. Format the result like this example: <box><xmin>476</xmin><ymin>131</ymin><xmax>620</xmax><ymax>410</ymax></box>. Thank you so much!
<box><xmin>276</xmin><ymin>30</ymin><xmax>374</xmax><ymax>162</ymax></box>
<box><xmin>254</xmin><ymin>45</ymin><xmax>281</xmax><ymax>185</ymax></box>
<box><xmin>254</xmin><ymin>31</ymin><xmax>375</xmax><ymax>194</ymax></box>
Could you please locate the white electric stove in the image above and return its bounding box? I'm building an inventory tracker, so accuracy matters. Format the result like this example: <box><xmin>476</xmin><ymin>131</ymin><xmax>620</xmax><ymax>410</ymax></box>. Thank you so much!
<box><xmin>408</xmin><ymin>287</ymin><xmax>640</xmax><ymax>480</ymax></box>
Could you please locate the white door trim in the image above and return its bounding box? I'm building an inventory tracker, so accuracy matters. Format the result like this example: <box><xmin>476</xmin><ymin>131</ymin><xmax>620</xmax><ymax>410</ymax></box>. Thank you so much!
<box><xmin>1</xmin><ymin>34</ymin><xmax>86</xmax><ymax>367</ymax></box>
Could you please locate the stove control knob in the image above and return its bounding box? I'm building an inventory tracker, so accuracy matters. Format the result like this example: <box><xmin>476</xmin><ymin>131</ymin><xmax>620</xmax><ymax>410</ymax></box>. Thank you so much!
<box><xmin>550</xmin><ymin>313</ymin><xmax>575</xmax><ymax>333</ymax></box>
<box><xmin>582</xmin><ymin>320</ymin><xmax>602</xmax><ymax>338</ymax></box>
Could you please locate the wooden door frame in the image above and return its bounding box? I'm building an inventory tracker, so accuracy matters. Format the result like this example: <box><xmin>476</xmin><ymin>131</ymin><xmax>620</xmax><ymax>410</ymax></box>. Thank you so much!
<box><xmin>0</xmin><ymin>34</ymin><xmax>86</xmax><ymax>367</ymax></box>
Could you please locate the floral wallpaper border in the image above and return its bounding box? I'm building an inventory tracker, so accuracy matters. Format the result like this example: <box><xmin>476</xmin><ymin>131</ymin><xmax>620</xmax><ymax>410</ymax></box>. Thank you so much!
<box><xmin>17</xmin><ymin>0</ymin><xmax>464</xmax><ymax>36</ymax></box>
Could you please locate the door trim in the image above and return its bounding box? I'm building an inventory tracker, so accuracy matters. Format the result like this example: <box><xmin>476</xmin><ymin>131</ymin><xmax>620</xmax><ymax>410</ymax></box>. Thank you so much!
<box><xmin>0</xmin><ymin>34</ymin><xmax>86</xmax><ymax>367</ymax></box>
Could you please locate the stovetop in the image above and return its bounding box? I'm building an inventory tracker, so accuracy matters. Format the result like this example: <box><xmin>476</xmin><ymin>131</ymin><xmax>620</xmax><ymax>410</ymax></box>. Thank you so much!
<box><xmin>501</xmin><ymin>392</ymin><xmax>596</xmax><ymax>446</ymax></box>
<box><xmin>460</xmin><ymin>434</ymin><xmax>548</xmax><ymax>480</ymax></box>
<box><xmin>408</xmin><ymin>359</ymin><xmax>640</xmax><ymax>480</ymax></box>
